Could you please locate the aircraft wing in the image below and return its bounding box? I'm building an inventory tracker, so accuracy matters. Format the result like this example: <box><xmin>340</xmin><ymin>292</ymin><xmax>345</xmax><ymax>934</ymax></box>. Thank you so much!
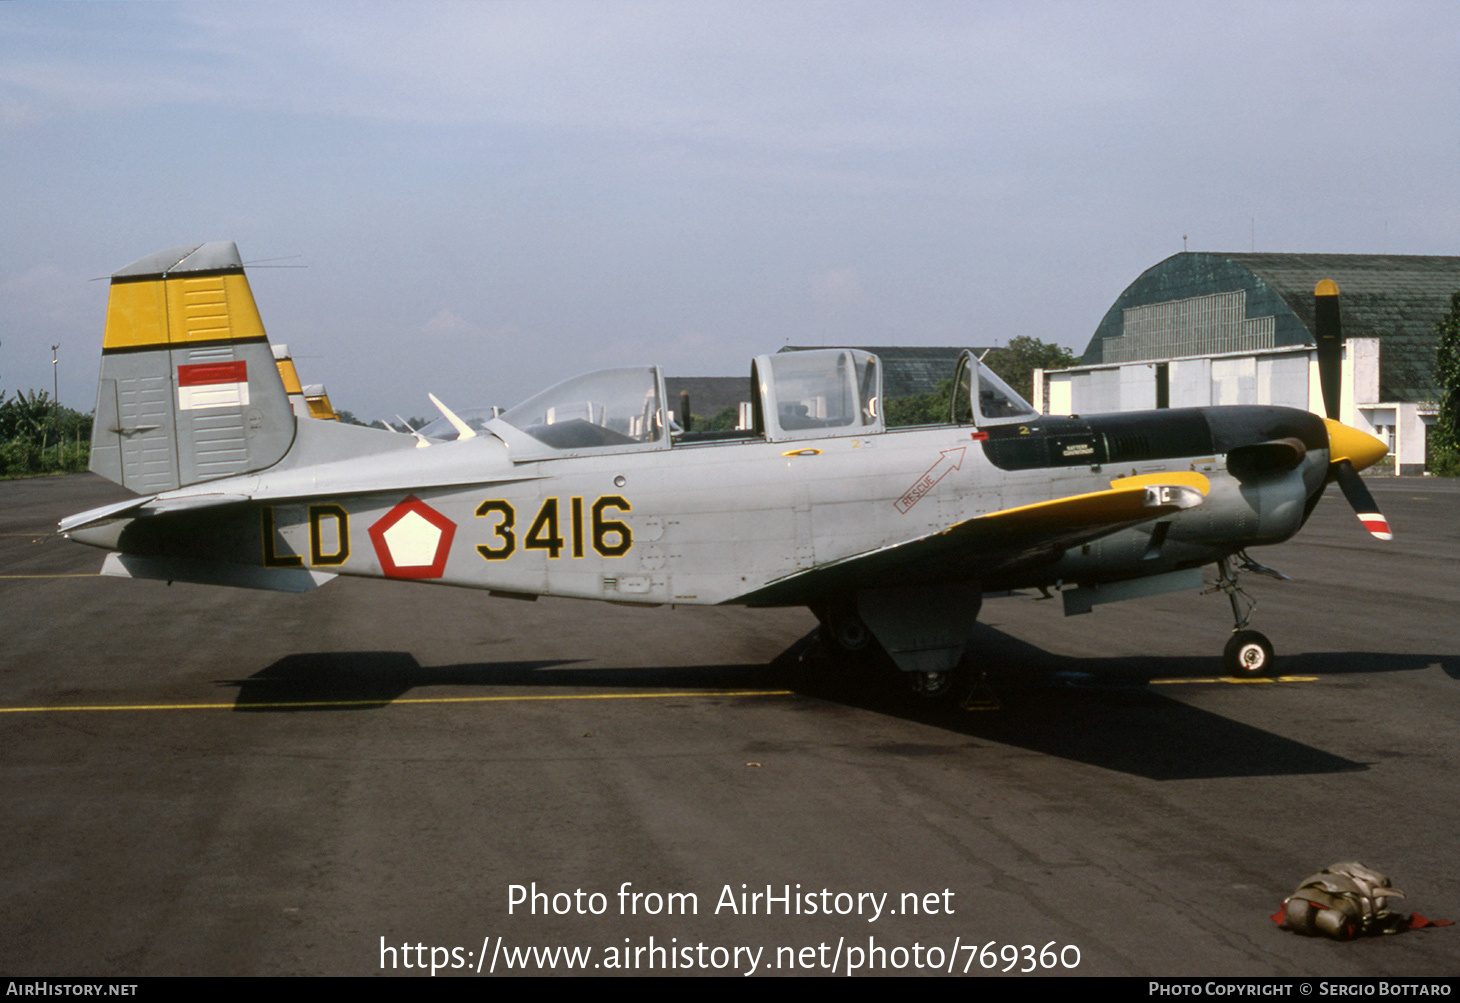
<box><xmin>735</xmin><ymin>473</ymin><xmax>1208</xmax><ymax>606</ymax></box>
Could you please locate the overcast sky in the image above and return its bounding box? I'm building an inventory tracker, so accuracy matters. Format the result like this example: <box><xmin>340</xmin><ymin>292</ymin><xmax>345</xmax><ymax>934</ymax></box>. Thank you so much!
<box><xmin>3</xmin><ymin>1</ymin><xmax>1457</xmax><ymax>418</ymax></box>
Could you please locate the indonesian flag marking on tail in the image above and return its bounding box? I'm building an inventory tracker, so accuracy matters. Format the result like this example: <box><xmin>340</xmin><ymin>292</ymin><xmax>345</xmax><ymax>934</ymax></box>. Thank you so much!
<box><xmin>1358</xmin><ymin>513</ymin><xmax>1393</xmax><ymax>541</ymax></box>
<box><xmin>178</xmin><ymin>361</ymin><xmax>250</xmax><ymax>410</ymax></box>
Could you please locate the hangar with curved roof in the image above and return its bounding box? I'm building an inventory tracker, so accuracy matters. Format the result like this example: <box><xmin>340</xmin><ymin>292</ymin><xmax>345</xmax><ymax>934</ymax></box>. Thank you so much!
<box><xmin>1040</xmin><ymin>252</ymin><xmax>1460</xmax><ymax>474</ymax></box>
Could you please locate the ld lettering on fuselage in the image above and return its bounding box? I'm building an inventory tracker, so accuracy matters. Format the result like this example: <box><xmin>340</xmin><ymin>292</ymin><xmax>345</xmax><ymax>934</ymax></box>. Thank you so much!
<box><xmin>264</xmin><ymin>504</ymin><xmax>349</xmax><ymax>568</ymax></box>
<box><xmin>262</xmin><ymin>495</ymin><xmax>632</xmax><ymax>570</ymax></box>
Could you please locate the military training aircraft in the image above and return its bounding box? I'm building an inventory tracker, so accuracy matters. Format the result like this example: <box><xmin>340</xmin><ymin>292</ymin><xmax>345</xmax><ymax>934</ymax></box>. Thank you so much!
<box><xmin>62</xmin><ymin>242</ymin><xmax>1392</xmax><ymax>698</ymax></box>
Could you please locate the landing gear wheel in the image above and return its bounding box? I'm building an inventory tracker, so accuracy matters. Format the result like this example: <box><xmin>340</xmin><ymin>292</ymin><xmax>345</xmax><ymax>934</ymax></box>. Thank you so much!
<box><xmin>902</xmin><ymin>660</ymin><xmax>986</xmax><ymax>707</ymax></box>
<box><xmin>812</xmin><ymin>603</ymin><xmax>895</xmax><ymax>692</ymax></box>
<box><xmin>822</xmin><ymin>605</ymin><xmax>872</xmax><ymax>653</ymax></box>
<box><xmin>906</xmin><ymin>670</ymin><xmax>954</xmax><ymax>699</ymax></box>
<box><xmin>1224</xmin><ymin>630</ymin><xmax>1274</xmax><ymax>678</ymax></box>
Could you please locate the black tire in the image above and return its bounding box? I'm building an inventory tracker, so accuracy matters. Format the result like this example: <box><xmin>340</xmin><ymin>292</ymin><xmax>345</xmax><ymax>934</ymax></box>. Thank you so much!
<box><xmin>1223</xmin><ymin>630</ymin><xmax>1274</xmax><ymax>677</ymax></box>
<box><xmin>820</xmin><ymin>603</ymin><xmax>873</xmax><ymax>653</ymax></box>
<box><xmin>905</xmin><ymin>669</ymin><xmax>955</xmax><ymax>699</ymax></box>
<box><xmin>813</xmin><ymin>604</ymin><xmax>894</xmax><ymax>686</ymax></box>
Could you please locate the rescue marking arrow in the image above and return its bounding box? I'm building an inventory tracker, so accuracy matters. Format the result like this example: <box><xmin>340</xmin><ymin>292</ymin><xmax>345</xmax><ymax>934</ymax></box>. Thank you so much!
<box><xmin>895</xmin><ymin>447</ymin><xmax>966</xmax><ymax>514</ymax></box>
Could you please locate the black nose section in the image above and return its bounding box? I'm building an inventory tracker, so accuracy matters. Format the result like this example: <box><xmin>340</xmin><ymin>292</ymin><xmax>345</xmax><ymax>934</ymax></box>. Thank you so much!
<box><xmin>1207</xmin><ymin>407</ymin><xmax>1329</xmax><ymax>483</ymax></box>
<box><xmin>1204</xmin><ymin>406</ymin><xmax>1328</xmax><ymax>459</ymax></box>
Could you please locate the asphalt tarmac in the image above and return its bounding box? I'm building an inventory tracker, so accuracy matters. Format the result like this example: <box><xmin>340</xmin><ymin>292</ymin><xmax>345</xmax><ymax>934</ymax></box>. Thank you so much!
<box><xmin>2</xmin><ymin>473</ymin><xmax>1457</xmax><ymax>977</ymax></box>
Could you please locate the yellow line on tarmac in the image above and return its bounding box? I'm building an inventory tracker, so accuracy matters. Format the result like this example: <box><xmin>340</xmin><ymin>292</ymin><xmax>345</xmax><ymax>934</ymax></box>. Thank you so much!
<box><xmin>0</xmin><ymin>690</ymin><xmax>795</xmax><ymax>715</ymax></box>
<box><xmin>0</xmin><ymin>573</ymin><xmax>100</xmax><ymax>578</ymax></box>
<box><xmin>1149</xmin><ymin>676</ymin><xmax>1319</xmax><ymax>686</ymax></box>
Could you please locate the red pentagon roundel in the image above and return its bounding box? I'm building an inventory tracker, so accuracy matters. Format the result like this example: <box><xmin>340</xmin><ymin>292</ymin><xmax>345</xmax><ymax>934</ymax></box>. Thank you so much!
<box><xmin>367</xmin><ymin>495</ymin><xmax>456</xmax><ymax>579</ymax></box>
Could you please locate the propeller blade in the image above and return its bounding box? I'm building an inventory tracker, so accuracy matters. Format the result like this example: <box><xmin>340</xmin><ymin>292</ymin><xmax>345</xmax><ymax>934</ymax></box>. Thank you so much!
<box><xmin>1333</xmin><ymin>459</ymin><xmax>1392</xmax><ymax>540</ymax></box>
<box><xmin>1314</xmin><ymin>279</ymin><xmax>1343</xmax><ymax>421</ymax></box>
<box><xmin>1323</xmin><ymin>418</ymin><xmax>1391</xmax><ymax>539</ymax></box>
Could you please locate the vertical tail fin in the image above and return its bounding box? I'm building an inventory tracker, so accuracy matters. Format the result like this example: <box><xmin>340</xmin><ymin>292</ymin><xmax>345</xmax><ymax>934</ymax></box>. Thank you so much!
<box><xmin>90</xmin><ymin>242</ymin><xmax>296</xmax><ymax>492</ymax></box>
<box><xmin>271</xmin><ymin>343</ymin><xmax>341</xmax><ymax>421</ymax></box>
<box><xmin>272</xmin><ymin>343</ymin><xmax>310</xmax><ymax>419</ymax></box>
<box><xmin>301</xmin><ymin>384</ymin><xmax>341</xmax><ymax>421</ymax></box>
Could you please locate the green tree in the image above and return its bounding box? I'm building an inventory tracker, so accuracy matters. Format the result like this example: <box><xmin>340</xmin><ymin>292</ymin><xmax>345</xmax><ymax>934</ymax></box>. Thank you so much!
<box><xmin>696</xmin><ymin>405</ymin><xmax>741</xmax><ymax>432</ymax></box>
<box><xmin>0</xmin><ymin>390</ymin><xmax>92</xmax><ymax>476</ymax></box>
<box><xmin>881</xmin><ymin>336</ymin><xmax>1075</xmax><ymax>427</ymax></box>
<box><xmin>980</xmin><ymin>335</ymin><xmax>1077</xmax><ymax>407</ymax></box>
<box><xmin>884</xmin><ymin>379</ymin><xmax>953</xmax><ymax>427</ymax></box>
<box><xmin>1430</xmin><ymin>290</ymin><xmax>1460</xmax><ymax>476</ymax></box>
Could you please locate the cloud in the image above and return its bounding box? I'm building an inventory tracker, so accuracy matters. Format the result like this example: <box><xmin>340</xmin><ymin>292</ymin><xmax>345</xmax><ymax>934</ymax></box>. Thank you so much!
<box><xmin>420</xmin><ymin>309</ymin><xmax>486</xmax><ymax>340</ymax></box>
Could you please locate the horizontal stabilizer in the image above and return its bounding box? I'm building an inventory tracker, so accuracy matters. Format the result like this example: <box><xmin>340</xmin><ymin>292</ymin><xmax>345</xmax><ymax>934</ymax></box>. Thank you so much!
<box><xmin>59</xmin><ymin>495</ymin><xmax>156</xmax><ymax>534</ymax></box>
<box><xmin>101</xmin><ymin>553</ymin><xmax>335</xmax><ymax>593</ymax></box>
<box><xmin>60</xmin><ymin>492</ymin><xmax>257</xmax><ymax>535</ymax></box>
<box><xmin>142</xmin><ymin>493</ymin><xmax>253</xmax><ymax>514</ymax></box>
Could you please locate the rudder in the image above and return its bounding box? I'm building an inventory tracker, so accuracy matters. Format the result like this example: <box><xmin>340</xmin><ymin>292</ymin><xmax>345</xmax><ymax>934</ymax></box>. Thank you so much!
<box><xmin>90</xmin><ymin>242</ymin><xmax>296</xmax><ymax>492</ymax></box>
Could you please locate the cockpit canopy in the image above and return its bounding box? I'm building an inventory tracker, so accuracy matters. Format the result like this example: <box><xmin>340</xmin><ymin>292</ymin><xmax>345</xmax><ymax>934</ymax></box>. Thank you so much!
<box><xmin>755</xmin><ymin>349</ymin><xmax>882</xmax><ymax>442</ymax></box>
<box><xmin>499</xmin><ymin>366</ymin><xmax>666</xmax><ymax>450</ymax></box>
<box><xmin>417</xmin><ymin>347</ymin><xmax>1036</xmax><ymax>455</ymax></box>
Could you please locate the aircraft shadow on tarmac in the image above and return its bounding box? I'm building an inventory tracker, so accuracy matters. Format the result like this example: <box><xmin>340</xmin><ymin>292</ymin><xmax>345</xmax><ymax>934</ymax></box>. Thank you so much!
<box><xmin>776</xmin><ymin>626</ymin><xmax>1373</xmax><ymax>783</ymax></box>
<box><xmin>221</xmin><ymin>653</ymin><xmax>780</xmax><ymax>710</ymax></box>
<box><xmin>220</xmin><ymin>617</ymin><xmax>1454</xmax><ymax>781</ymax></box>
<box><xmin>955</xmin><ymin>621</ymin><xmax>1459</xmax><ymax>683</ymax></box>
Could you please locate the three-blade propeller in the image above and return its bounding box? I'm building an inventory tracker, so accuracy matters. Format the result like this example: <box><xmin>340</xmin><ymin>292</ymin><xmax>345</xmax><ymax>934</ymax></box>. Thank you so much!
<box><xmin>1315</xmin><ymin>280</ymin><xmax>1393</xmax><ymax>540</ymax></box>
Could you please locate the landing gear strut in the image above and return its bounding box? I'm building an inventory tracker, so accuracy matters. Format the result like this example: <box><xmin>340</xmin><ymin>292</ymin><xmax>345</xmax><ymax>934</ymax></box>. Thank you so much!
<box><xmin>812</xmin><ymin>601</ymin><xmax>894</xmax><ymax>685</ymax></box>
<box><xmin>1207</xmin><ymin>552</ymin><xmax>1283</xmax><ymax>677</ymax></box>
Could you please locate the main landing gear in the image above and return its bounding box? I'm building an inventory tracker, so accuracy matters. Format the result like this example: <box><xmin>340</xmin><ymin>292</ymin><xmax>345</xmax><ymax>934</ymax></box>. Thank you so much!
<box><xmin>813</xmin><ymin>599</ymin><xmax>980</xmax><ymax>707</ymax></box>
<box><xmin>1207</xmin><ymin>552</ymin><xmax>1286</xmax><ymax>677</ymax></box>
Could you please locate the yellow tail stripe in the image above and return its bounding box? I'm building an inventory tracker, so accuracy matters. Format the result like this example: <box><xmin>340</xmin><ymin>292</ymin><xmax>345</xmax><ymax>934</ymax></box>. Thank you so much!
<box><xmin>102</xmin><ymin>273</ymin><xmax>266</xmax><ymax>350</ymax></box>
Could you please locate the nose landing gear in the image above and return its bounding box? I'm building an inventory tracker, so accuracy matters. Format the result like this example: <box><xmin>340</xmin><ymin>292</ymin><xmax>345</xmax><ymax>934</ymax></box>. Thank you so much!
<box><xmin>1207</xmin><ymin>552</ymin><xmax>1286</xmax><ymax>677</ymax></box>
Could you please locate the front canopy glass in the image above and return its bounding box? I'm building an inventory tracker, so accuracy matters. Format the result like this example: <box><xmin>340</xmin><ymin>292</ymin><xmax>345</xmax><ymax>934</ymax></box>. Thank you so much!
<box><xmin>952</xmin><ymin>351</ymin><xmax>1038</xmax><ymax>425</ymax></box>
